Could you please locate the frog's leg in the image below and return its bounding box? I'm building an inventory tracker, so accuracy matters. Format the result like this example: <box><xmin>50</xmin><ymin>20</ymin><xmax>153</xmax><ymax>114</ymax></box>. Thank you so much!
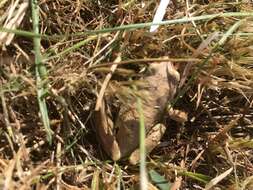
<box><xmin>128</xmin><ymin>108</ymin><xmax>188</xmax><ymax>165</ymax></box>
<box><xmin>129</xmin><ymin>123</ymin><xmax>166</xmax><ymax>165</ymax></box>
<box><xmin>94</xmin><ymin>100</ymin><xmax>121</xmax><ymax>161</ymax></box>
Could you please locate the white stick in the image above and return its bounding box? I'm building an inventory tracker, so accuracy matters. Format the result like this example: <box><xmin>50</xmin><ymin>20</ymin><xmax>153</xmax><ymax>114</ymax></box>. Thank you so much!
<box><xmin>150</xmin><ymin>0</ymin><xmax>170</xmax><ymax>32</ymax></box>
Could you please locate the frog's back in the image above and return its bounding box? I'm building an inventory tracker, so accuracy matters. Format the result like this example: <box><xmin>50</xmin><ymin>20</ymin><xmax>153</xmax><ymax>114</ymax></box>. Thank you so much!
<box><xmin>115</xmin><ymin>62</ymin><xmax>180</xmax><ymax>158</ymax></box>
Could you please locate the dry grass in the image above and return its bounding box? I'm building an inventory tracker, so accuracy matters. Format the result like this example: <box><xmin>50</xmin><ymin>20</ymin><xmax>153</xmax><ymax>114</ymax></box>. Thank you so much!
<box><xmin>0</xmin><ymin>0</ymin><xmax>253</xmax><ymax>189</ymax></box>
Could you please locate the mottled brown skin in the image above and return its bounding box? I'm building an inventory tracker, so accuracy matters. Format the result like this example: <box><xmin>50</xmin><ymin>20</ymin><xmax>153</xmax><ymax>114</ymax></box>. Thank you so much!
<box><xmin>95</xmin><ymin>62</ymin><xmax>180</xmax><ymax>163</ymax></box>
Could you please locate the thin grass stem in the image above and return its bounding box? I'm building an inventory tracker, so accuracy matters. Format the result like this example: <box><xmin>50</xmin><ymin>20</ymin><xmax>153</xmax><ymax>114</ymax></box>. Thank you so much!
<box><xmin>0</xmin><ymin>12</ymin><xmax>252</xmax><ymax>39</ymax></box>
<box><xmin>31</xmin><ymin>0</ymin><xmax>52</xmax><ymax>143</ymax></box>
<box><xmin>137</xmin><ymin>98</ymin><xmax>148</xmax><ymax>190</ymax></box>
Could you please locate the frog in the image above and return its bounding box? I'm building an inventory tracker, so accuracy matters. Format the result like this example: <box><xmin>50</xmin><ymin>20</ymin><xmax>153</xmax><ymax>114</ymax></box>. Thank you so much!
<box><xmin>94</xmin><ymin>61</ymin><xmax>182</xmax><ymax>164</ymax></box>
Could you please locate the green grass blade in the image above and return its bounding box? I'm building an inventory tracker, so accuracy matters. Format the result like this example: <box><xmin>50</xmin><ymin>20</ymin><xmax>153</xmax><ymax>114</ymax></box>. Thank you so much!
<box><xmin>63</xmin><ymin>12</ymin><xmax>253</xmax><ymax>36</ymax></box>
<box><xmin>149</xmin><ymin>170</ymin><xmax>171</xmax><ymax>190</ymax></box>
<box><xmin>1</xmin><ymin>12</ymin><xmax>252</xmax><ymax>39</ymax></box>
<box><xmin>31</xmin><ymin>0</ymin><xmax>53</xmax><ymax>143</ymax></box>
<box><xmin>218</xmin><ymin>19</ymin><xmax>245</xmax><ymax>46</ymax></box>
<box><xmin>137</xmin><ymin>97</ymin><xmax>148</xmax><ymax>190</ymax></box>
<box><xmin>181</xmin><ymin>171</ymin><xmax>211</xmax><ymax>183</ymax></box>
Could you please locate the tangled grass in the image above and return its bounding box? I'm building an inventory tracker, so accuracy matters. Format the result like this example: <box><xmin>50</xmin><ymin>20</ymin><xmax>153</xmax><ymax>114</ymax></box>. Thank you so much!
<box><xmin>0</xmin><ymin>0</ymin><xmax>253</xmax><ymax>189</ymax></box>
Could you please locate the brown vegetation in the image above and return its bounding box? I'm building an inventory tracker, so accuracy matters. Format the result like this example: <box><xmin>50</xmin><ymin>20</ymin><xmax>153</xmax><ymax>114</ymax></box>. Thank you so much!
<box><xmin>0</xmin><ymin>0</ymin><xmax>253</xmax><ymax>189</ymax></box>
